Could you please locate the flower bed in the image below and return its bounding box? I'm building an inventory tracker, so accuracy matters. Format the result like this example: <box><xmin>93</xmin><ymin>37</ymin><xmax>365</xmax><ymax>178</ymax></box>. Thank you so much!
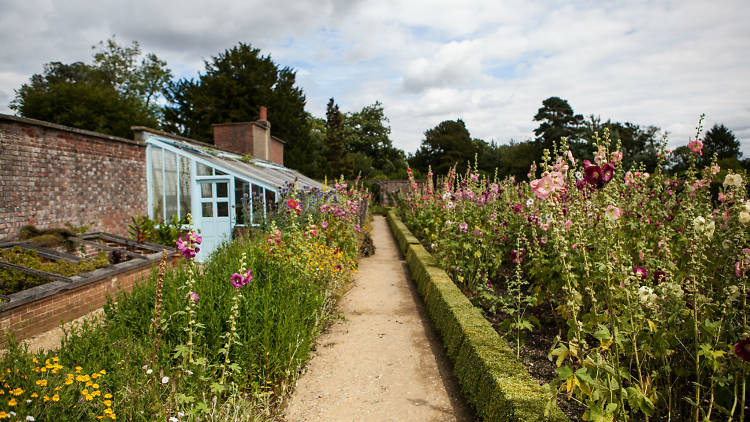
<box><xmin>1</xmin><ymin>181</ymin><xmax>367</xmax><ymax>421</ymax></box>
<box><xmin>398</xmin><ymin>129</ymin><xmax>748</xmax><ymax>421</ymax></box>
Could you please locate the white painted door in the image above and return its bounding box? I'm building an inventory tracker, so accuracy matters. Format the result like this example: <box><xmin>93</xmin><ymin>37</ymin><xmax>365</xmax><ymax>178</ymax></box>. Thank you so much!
<box><xmin>195</xmin><ymin>179</ymin><xmax>231</xmax><ymax>262</ymax></box>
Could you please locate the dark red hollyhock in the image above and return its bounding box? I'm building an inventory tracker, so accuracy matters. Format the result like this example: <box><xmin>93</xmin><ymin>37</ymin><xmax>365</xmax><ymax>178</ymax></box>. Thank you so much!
<box><xmin>736</xmin><ymin>337</ymin><xmax>750</xmax><ymax>361</ymax></box>
<box><xmin>583</xmin><ymin>161</ymin><xmax>602</xmax><ymax>186</ymax></box>
<box><xmin>654</xmin><ymin>270</ymin><xmax>669</xmax><ymax>283</ymax></box>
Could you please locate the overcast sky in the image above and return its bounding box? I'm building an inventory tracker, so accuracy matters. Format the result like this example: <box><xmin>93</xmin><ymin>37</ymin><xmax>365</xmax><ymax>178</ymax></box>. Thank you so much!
<box><xmin>1</xmin><ymin>0</ymin><xmax>748</xmax><ymax>155</ymax></box>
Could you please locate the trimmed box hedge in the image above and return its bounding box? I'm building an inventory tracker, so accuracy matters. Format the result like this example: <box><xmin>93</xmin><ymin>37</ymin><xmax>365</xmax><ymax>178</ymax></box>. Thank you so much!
<box><xmin>387</xmin><ymin>209</ymin><xmax>568</xmax><ymax>422</ymax></box>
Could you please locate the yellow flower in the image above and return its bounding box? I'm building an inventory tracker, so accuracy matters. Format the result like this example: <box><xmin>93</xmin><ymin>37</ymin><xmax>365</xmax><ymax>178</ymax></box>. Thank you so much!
<box><xmin>0</xmin><ymin>411</ymin><xmax>7</xmax><ymax>418</ymax></box>
<box><xmin>54</xmin><ymin>386</ymin><xmax>62</xmax><ymax>391</ymax></box>
<box><xmin>91</xmin><ymin>373</ymin><xmax>100</xmax><ymax>379</ymax></box>
<box><xmin>103</xmin><ymin>393</ymin><xmax>112</xmax><ymax>399</ymax></box>
<box><xmin>52</xmin><ymin>394</ymin><xmax>60</xmax><ymax>402</ymax></box>
<box><xmin>85</xmin><ymin>394</ymin><xmax>94</xmax><ymax>401</ymax></box>
<box><xmin>81</xmin><ymin>389</ymin><xmax>89</xmax><ymax>395</ymax></box>
<box><xmin>52</xmin><ymin>357</ymin><xmax>59</xmax><ymax>362</ymax></box>
<box><xmin>8</xmin><ymin>398</ymin><xmax>17</xmax><ymax>406</ymax></box>
<box><xmin>43</xmin><ymin>395</ymin><xmax>50</xmax><ymax>402</ymax></box>
<box><xmin>75</xmin><ymin>366</ymin><xmax>83</xmax><ymax>373</ymax></box>
<box><xmin>30</xmin><ymin>393</ymin><xmax>38</xmax><ymax>398</ymax></box>
<box><xmin>64</xmin><ymin>379</ymin><xmax>73</xmax><ymax>385</ymax></box>
<box><xmin>103</xmin><ymin>399</ymin><xmax>112</xmax><ymax>407</ymax></box>
<box><xmin>92</xmin><ymin>390</ymin><xmax>101</xmax><ymax>397</ymax></box>
<box><xmin>12</xmin><ymin>388</ymin><xmax>23</xmax><ymax>396</ymax></box>
<box><xmin>36</xmin><ymin>379</ymin><xmax>47</xmax><ymax>387</ymax></box>
<box><xmin>99</xmin><ymin>370</ymin><xmax>106</xmax><ymax>375</ymax></box>
<box><xmin>92</xmin><ymin>383</ymin><xmax>99</xmax><ymax>389</ymax></box>
<box><xmin>32</xmin><ymin>358</ymin><xmax>39</xmax><ymax>364</ymax></box>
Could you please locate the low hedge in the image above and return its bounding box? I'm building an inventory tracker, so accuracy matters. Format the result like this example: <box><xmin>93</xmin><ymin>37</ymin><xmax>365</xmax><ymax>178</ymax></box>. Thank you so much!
<box><xmin>387</xmin><ymin>209</ymin><xmax>568</xmax><ymax>422</ymax></box>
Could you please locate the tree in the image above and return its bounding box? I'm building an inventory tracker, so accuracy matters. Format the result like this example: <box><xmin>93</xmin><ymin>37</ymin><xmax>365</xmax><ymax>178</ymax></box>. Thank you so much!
<box><xmin>344</xmin><ymin>101</ymin><xmax>407</xmax><ymax>178</ymax></box>
<box><xmin>409</xmin><ymin>119</ymin><xmax>476</xmax><ymax>175</ymax></box>
<box><xmin>703</xmin><ymin>124</ymin><xmax>741</xmax><ymax>163</ymax></box>
<box><xmin>585</xmin><ymin>115</ymin><xmax>661</xmax><ymax>171</ymax></box>
<box><xmin>533</xmin><ymin>97</ymin><xmax>585</xmax><ymax>151</ymax></box>
<box><xmin>162</xmin><ymin>43</ymin><xmax>311</xmax><ymax>172</ymax></box>
<box><xmin>324</xmin><ymin>98</ymin><xmax>353</xmax><ymax>179</ymax></box>
<box><xmin>10</xmin><ymin>37</ymin><xmax>168</xmax><ymax>138</ymax></box>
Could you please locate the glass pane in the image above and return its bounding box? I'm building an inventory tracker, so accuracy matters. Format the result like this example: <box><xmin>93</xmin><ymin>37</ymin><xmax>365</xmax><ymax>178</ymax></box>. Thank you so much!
<box><xmin>201</xmin><ymin>183</ymin><xmax>213</xmax><ymax>198</ymax></box>
<box><xmin>235</xmin><ymin>180</ymin><xmax>250</xmax><ymax>225</ymax></box>
<box><xmin>216</xmin><ymin>182</ymin><xmax>228</xmax><ymax>198</ymax></box>
<box><xmin>217</xmin><ymin>202</ymin><xmax>229</xmax><ymax>217</ymax></box>
<box><xmin>252</xmin><ymin>184</ymin><xmax>264</xmax><ymax>225</ymax></box>
<box><xmin>215</xmin><ymin>169</ymin><xmax>226</xmax><ymax>176</ymax></box>
<box><xmin>201</xmin><ymin>202</ymin><xmax>213</xmax><ymax>218</ymax></box>
<box><xmin>164</xmin><ymin>150</ymin><xmax>178</xmax><ymax>221</ymax></box>
<box><xmin>179</xmin><ymin>156</ymin><xmax>192</xmax><ymax>219</ymax></box>
<box><xmin>197</xmin><ymin>162</ymin><xmax>213</xmax><ymax>176</ymax></box>
<box><xmin>150</xmin><ymin>147</ymin><xmax>164</xmax><ymax>223</ymax></box>
<box><xmin>265</xmin><ymin>189</ymin><xmax>276</xmax><ymax>215</ymax></box>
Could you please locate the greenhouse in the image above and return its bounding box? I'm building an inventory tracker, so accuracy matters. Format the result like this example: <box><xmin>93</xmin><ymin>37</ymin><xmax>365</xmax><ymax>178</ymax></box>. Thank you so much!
<box><xmin>137</xmin><ymin>127</ymin><xmax>323</xmax><ymax>261</ymax></box>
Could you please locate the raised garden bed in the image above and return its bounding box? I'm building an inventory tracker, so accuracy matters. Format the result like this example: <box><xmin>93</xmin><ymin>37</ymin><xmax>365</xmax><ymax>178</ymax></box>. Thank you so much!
<box><xmin>0</xmin><ymin>232</ymin><xmax>176</xmax><ymax>346</ymax></box>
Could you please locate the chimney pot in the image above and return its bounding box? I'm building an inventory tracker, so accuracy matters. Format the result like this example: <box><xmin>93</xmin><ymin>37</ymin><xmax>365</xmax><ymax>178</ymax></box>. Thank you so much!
<box><xmin>259</xmin><ymin>106</ymin><xmax>268</xmax><ymax>121</ymax></box>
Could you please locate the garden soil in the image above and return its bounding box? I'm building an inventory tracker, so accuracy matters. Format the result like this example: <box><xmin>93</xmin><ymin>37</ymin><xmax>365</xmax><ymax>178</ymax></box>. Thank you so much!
<box><xmin>284</xmin><ymin>216</ymin><xmax>476</xmax><ymax>422</ymax></box>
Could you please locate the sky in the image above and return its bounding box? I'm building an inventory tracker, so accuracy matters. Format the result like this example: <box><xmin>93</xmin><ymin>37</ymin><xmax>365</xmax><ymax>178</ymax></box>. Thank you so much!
<box><xmin>1</xmin><ymin>0</ymin><xmax>749</xmax><ymax>156</ymax></box>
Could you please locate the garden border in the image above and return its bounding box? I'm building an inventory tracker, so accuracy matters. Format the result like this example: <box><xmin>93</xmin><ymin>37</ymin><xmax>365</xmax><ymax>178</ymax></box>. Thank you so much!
<box><xmin>386</xmin><ymin>209</ymin><xmax>568</xmax><ymax>422</ymax></box>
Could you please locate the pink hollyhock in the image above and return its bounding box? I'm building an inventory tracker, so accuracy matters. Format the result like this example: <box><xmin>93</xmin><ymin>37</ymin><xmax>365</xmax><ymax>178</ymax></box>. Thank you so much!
<box><xmin>287</xmin><ymin>199</ymin><xmax>302</xmax><ymax>215</ymax></box>
<box><xmin>688</xmin><ymin>138</ymin><xmax>703</xmax><ymax>156</ymax></box>
<box><xmin>735</xmin><ymin>337</ymin><xmax>750</xmax><ymax>361</ymax></box>
<box><xmin>530</xmin><ymin>173</ymin><xmax>556</xmax><ymax>200</ymax></box>
<box><xmin>594</xmin><ymin>146</ymin><xmax>607</xmax><ymax>166</ymax></box>
<box><xmin>611</xmin><ymin>151</ymin><xmax>623</xmax><ymax>163</ymax></box>
<box><xmin>176</xmin><ymin>231</ymin><xmax>202</xmax><ymax>260</ymax></box>
<box><xmin>633</xmin><ymin>266</ymin><xmax>647</xmax><ymax>281</ymax></box>
<box><xmin>624</xmin><ymin>171</ymin><xmax>634</xmax><ymax>187</ymax></box>
<box><xmin>230</xmin><ymin>269</ymin><xmax>253</xmax><ymax>289</ymax></box>
<box><xmin>189</xmin><ymin>291</ymin><xmax>199</xmax><ymax>303</ymax></box>
<box><xmin>458</xmin><ymin>222</ymin><xmax>468</xmax><ymax>233</ymax></box>
<box><xmin>605</xmin><ymin>205</ymin><xmax>622</xmax><ymax>220</ymax></box>
<box><xmin>601</xmin><ymin>163</ymin><xmax>615</xmax><ymax>184</ymax></box>
<box><xmin>321</xmin><ymin>221</ymin><xmax>329</xmax><ymax>229</ymax></box>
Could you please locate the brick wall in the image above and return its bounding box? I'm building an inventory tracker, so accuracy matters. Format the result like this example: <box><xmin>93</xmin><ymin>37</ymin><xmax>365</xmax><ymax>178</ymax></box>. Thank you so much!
<box><xmin>270</xmin><ymin>137</ymin><xmax>284</xmax><ymax>165</ymax></box>
<box><xmin>0</xmin><ymin>115</ymin><xmax>147</xmax><ymax>240</ymax></box>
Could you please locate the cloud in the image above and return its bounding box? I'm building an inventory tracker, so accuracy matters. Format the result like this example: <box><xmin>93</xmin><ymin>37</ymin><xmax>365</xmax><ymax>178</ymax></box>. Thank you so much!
<box><xmin>0</xmin><ymin>0</ymin><xmax>747</xmax><ymax>158</ymax></box>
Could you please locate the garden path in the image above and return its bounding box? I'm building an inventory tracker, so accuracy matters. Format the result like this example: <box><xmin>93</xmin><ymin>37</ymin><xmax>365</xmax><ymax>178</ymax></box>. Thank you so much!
<box><xmin>284</xmin><ymin>215</ymin><xmax>475</xmax><ymax>422</ymax></box>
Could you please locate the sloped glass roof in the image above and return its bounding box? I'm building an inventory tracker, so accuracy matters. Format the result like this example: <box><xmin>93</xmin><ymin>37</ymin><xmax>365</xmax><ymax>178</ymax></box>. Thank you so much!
<box><xmin>147</xmin><ymin>134</ymin><xmax>324</xmax><ymax>191</ymax></box>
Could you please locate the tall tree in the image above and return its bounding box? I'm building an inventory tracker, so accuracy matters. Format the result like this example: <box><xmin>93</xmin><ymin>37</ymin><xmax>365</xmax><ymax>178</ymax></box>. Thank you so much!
<box><xmin>409</xmin><ymin>119</ymin><xmax>476</xmax><ymax>175</ymax></box>
<box><xmin>10</xmin><ymin>37</ymin><xmax>168</xmax><ymax>138</ymax></box>
<box><xmin>702</xmin><ymin>124</ymin><xmax>741</xmax><ymax>162</ymax></box>
<box><xmin>585</xmin><ymin>115</ymin><xmax>661</xmax><ymax>171</ymax></box>
<box><xmin>325</xmin><ymin>98</ymin><xmax>353</xmax><ymax>179</ymax></box>
<box><xmin>344</xmin><ymin>101</ymin><xmax>407</xmax><ymax>178</ymax></box>
<box><xmin>533</xmin><ymin>96</ymin><xmax>585</xmax><ymax>152</ymax></box>
<box><xmin>162</xmin><ymin>43</ymin><xmax>310</xmax><ymax>171</ymax></box>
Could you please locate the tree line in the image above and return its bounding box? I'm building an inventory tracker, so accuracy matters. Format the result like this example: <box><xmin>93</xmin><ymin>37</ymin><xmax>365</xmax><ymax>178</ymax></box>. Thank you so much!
<box><xmin>10</xmin><ymin>38</ymin><xmax>745</xmax><ymax>181</ymax></box>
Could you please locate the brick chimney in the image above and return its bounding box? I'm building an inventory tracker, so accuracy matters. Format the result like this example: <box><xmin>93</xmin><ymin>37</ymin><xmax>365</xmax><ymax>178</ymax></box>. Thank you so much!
<box><xmin>212</xmin><ymin>106</ymin><xmax>283</xmax><ymax>165</ymax></box>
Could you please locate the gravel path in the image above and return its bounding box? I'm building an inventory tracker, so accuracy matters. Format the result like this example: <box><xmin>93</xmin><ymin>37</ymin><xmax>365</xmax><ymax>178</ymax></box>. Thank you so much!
<box><xmin>284</xmin><ymin>215</ymin><xmax>475</xmax><ymax>422</ymax></box>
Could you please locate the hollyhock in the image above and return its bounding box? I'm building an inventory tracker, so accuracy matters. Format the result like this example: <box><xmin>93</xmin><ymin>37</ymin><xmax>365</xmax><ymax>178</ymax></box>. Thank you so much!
<box><xmin>625</xmin><ymin>171</ymin><xmax>634</xmax><ymax>187</ymax></box>
<box><xmin>189</xmin><ymin>292</ymin><xmax>199</xmax><ymax>303</ymax></box>
<box><xmin>611</xmin><ymin>150</ymin><xmax>623</xmax><ymax>163</ymax></box>
<box><xmin>287</xmin><ymin>198</ymin><xmax>302</xmax><ymax>215</ymax></box>
<box><xmin>688</xmin><ymin>138</ymin><xmax>703</xmax><ymax>155</ymax></box>
<box><xmin>321</xmin><ymin>221</ymin><xmax>329</xmax><ymax>229</ymax></box>
<box><xmin>605</xmin><ymin>205</ymin><xmax>622</xmax><ymax>220</ymax></box>
<box><xmin>633</xmin><ymin>266</ymin><xmax>647</xmax><ymax>281</ymax></box>
<box><xmin>176</xmin><ymin>231</ymin><xmax>202</xmax><ymax>259</ymax></box>
<box><xmin>654</xmin><ymin>270</ymin><xmax>669</xmax><ymax>283</ymax></box>
<box><xmin>735</xmin><ymin>337</ymin><xmax>750</xmax><ymax>362</ymax></box>
<box><xmin>723</xmin><ymin>173</ymin><xmax>743</xmax><ymax>188</ymax></box>
<box><xmin>600</xmin><ymin>163</ymin><xmax>615</xmax><ymax>184</ymax></box>
<box><xmin>458</xmin><ymin>222</ymin><xmax>469</xmax><ymax>233</ymax></box>
<box><xmin>594</xmin><ymin>146</ymin><xmax>607</xmax><ymax>166</ymax></box>
<box><xmin>710</xmin><ymin>163</ymin><xmax>721</xmax><ymax>176</ymax></box>
<box><xmin>530</xmin><ymin>173</ymin><xmax>556</xmax><ymax>200</ymax></box>
<box><xmin>230</xmin><ymin>269</ymin><xmax>253</xmax><ymax>289</ymax></box>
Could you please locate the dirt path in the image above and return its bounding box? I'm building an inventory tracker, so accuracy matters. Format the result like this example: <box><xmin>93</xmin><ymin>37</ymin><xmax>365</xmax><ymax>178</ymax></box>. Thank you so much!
<box><xmin>284</xmin><ymin>216</ymin><xmax>475</xmax><ymax>422</ymax></box>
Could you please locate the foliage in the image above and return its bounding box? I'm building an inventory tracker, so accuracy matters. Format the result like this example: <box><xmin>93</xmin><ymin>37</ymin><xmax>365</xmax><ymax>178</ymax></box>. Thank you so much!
<box><xmin>387</xmin><ymin>212</ymin><xmax>568</xmax><ymax>421</ymax></box>
<box><xmin>127</xmin><ymin>214</ymin><xmax>187</xmax><ymax>247</ymax></box>
<box><xmin>324</xmin><ymin>98</ymin><xmax>353</xmax><ymax>179</ymax></box>
<box><xmin>409</xmin><ymin>119</ymin><xmax>477</xmax><ymax>176</ymax></box>
<box><xmin>0</xmin><ymin>247</ymin><xmax>109</xmax><ymax>295</ymax></box>
<box><xmin>162</xmin><ymin>42</ymin><xmax>311</xmax><ymax>173</ymax></box>
<box><xmin>1</xmin><ymin>184</ymin><xmax>366</xmax><ymax>421</ymax></box>
<box><xmin>702</xmin><ymin>123</ymin><xmax>742</xmax><ymax>165</ymax></box>
<box><xmin>533</xmin><ymin>97</ymin><xmax>585</xmax><ymax>152</ymax></box>
<box><xmin>10</xmin><ymin>37</ymin><xmax>168</xmax><ymax>138</ymax></box>
<box><xmin>344</xmin><ymin>101</ymin><xmax>408</xmax><ymax>178</ymax></box>
<box><xmin>398</xmin><ymin>122</ymin><xmax>749</xmax><ymax>421</ymax></box>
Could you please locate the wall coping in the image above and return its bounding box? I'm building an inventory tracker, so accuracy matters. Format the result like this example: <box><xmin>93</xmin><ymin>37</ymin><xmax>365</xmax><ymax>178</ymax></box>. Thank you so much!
<box><xmin>0</xmin><ymin>113</ymin><xmax>145</xmax><ymax>147</ymax></box>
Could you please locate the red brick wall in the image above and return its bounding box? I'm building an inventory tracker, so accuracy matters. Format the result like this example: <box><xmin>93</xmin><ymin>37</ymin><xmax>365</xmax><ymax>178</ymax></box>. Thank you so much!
<box><xmin>0</xmin><ymin>116</ymin><xmax>147</xmax><ymax>240</ymax></box>
<box><xmin>212</xmin><ymin>123</ymin><xmax>254</xmax><ymax>156</ymax></box>
<box><xmin>270</xmin><ymin>138</ymin><xmax>284</xmax><ymax>165</ymax></box>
